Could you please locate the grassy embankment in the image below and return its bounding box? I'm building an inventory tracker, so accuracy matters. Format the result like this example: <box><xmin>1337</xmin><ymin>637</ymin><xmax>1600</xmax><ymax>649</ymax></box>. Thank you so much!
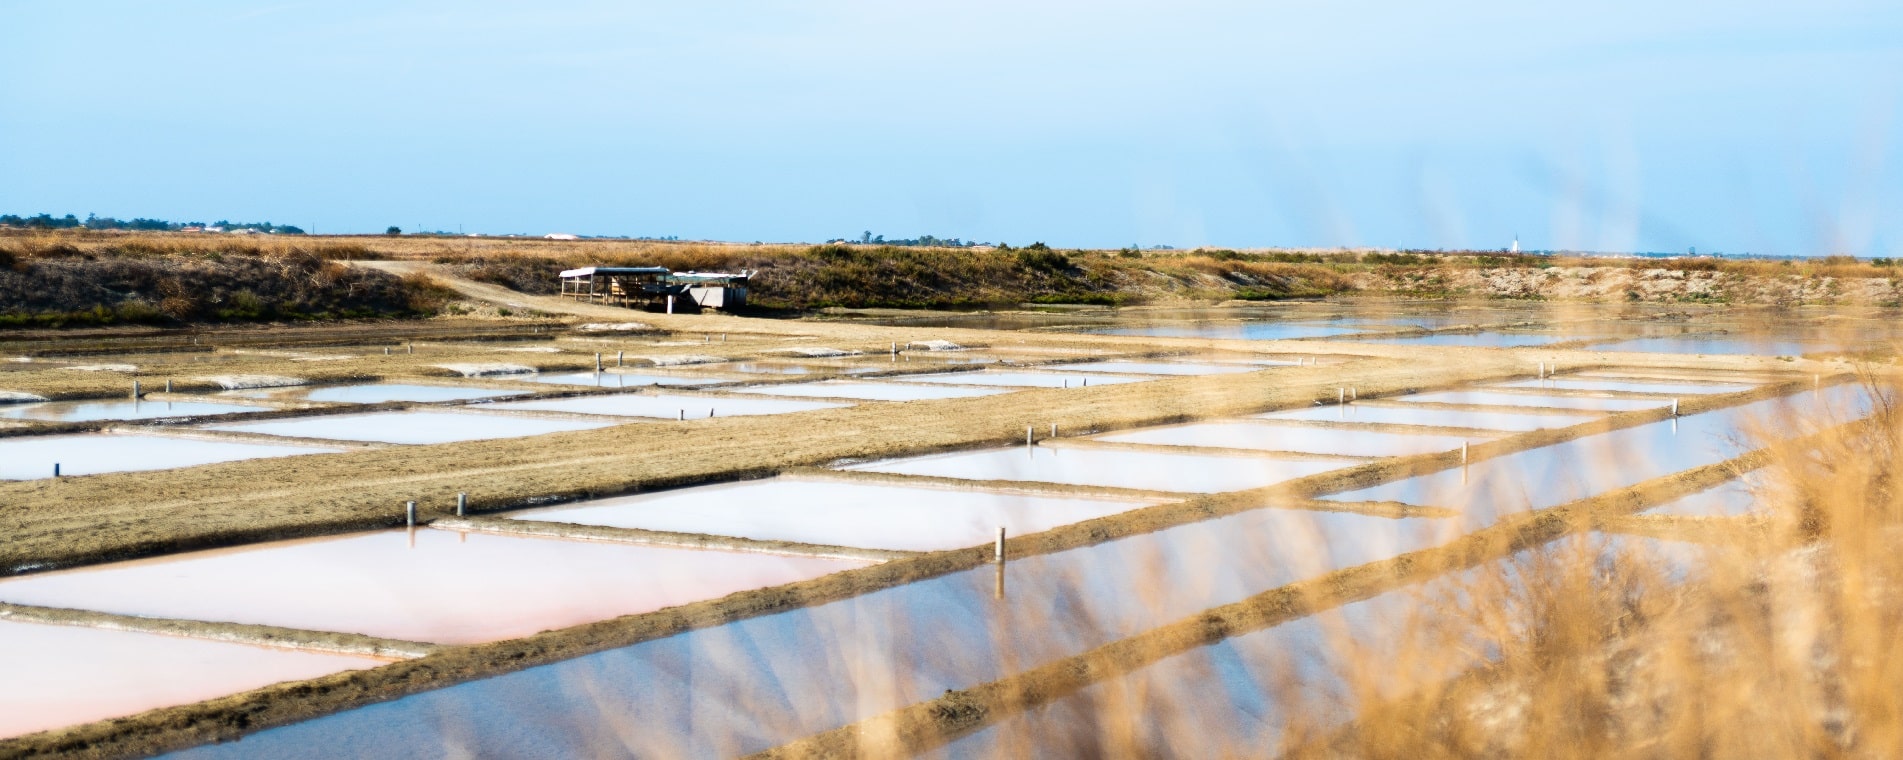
<box><xmin>0</xmin><ymin>236</ymin><xmax>453</xmax><ymax>328</ymax></box>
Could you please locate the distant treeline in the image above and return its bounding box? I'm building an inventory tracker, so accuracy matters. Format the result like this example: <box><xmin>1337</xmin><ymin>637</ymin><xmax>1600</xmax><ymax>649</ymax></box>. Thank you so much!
<box><xmin>829</xmin><ymin>232</ymin><xmax>986</xmax><ymax>248</ymax></box>
<box><xmin>0</xmin><ymin>213</ymin><xmax>305</xmax><ymax>235</ymax></box>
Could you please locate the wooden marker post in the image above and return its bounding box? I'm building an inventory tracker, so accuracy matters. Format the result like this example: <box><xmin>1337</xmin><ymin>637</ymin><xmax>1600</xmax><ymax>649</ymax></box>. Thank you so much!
<box><xmin>456</xmin><ymin>493</ymin><xmax>467</xmax><ymax>517</ymax></box>
<box><xmin>406</xmin><ymin>501</ymin><xmax>417</xmax><ymax>527</ymax></box>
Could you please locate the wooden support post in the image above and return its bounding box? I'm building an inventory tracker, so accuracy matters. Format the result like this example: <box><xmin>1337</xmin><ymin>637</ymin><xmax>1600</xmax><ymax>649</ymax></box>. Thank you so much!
<box><xmin>456</xmin><ymin>493</ymin><xmax>467</xmax><ymax>517</ymax></box>
<box><xmin>996</xmin><ymin>526</ymin><xmax>1006</xmax><ymax>563</ymax></box>
<box><xmin>1339</xmin><ymin>388</ymin><xmax>1345</xmax><ymax>404</ymax></box>
<box><xmin>165</xmin><ymin>379</ymin><xmax>172</xmax><ymax>393</ymax></box>
<box><xmin>406</xmin><ymin>501</ymin><xmax>417</xmax><ymax>528</ymax></box>
<box><xmin>1026</xmin><ymin>425</ymin><xmax>1034</xmax><ymax>446</ymax></box>
<box><xmin>53</xmin><ymin>463</ymin><xmax>60</xmax><ymax>478</ymax></box>
<box><xmin>132</xmin><ymin>380</ymin><xmax>140</xmax><ymax>399</ymax></box>
<box><xmin>1461</xmin><ymin>441</ymin><xmax>1469</xmax><ymax>464</ymax></box>
<box><xmin>596</xmin><ymin>353</ymin><xmax>603</xmax><ymax>372</ymax></box>
<box><xmin>1050</xmin><ymin>423</ymin><xmax>1058</xmax><ymax>438</ymax></box>
<box><xmin>1671</xmin><ymin>398</ymin><xmax>1679</xmax><ymax>416</ymax></box>
<box><xmin>616</xmin><ymin>351</ymin><xmax>624</xmax><ymax>367</ymax></box>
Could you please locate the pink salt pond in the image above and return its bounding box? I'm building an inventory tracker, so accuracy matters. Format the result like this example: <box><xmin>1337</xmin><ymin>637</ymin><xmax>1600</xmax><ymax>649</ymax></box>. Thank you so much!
<box><xmin>0</xmin><ymin>619</ymin><xmax>380</xmax><ymax>740</ymax></box>
<box><xmin>0</xmin><ymin>531</ymin><xmax>867</xmax><ymax>646</ymax></box>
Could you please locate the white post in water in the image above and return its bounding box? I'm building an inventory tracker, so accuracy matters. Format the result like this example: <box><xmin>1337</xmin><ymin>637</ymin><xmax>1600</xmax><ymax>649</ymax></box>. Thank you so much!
<box><xmin>1339</xmin><ymin>388</ymin><xmax>1345</xmax><ymax>404</ymax></box>
<box><xmin>1671</xmin><ymin>398</ymin><xmax>1679</xmax><ymax>416</ymax></box>
<box><xmin>165</xmin><ymin>379</ymin><xmax>172</xmax><ymax>393</ymax></box>
<box><xmin>1461</xmin><ymin>441</ymin><xmax>1469</xmax><ymax>463</ymax></box>
<box><xmin>1351</xmin><ymin>386</ymin><xmax>1357</xmax><ymax>401</ymax></box>
<box><xmin>407</xmin><ymin>343</ymin><xmax>413</xmax><ymax>354</ymax></box>
<box><xmin>406</xmin><ymin>501</ymin><xmax>417</xmax><ymax>527</ymax></box>
<box><xmin>891</xmin><ymin>342</ymin><xmax>898</xmax><ymax>355</ymax></box>
<box><xmin>131</xmin><ymin>380</ymin><xmax>140</xmax><ymax>399</ymax></box>
<box><xmin>995</xmin><ymin>526</ymin><xmax>1006</xmax><ymax>562</ymax></box>
<box><xmin>1050</xmin><ymin>423</ymin><xmax>1058</xmax><ymax>438</ymax></box>
<box><xmin>1026</xmin><ymin>425</ymin><xmax>1034</xmax><ymax>446</ymax></box>
<box><xmin>616</xmin><ymin>351</ymin><xmax>624</xmax><ymax>367</ymax></box>
<box><xmin>678</xmin><ymin>409</ymin><xmax>685</xmax><ymax>421</ymax></box>
<box><xmin>596</xmin><ymin>353</ymin><xmax>603</xmax><ymax>372</ymax></box>
<box><xmin>456</xmin><ymin>492</ymin><xmax>467</xmax><ymax>517</ymax></box>
<box><xmin>709</xmin><ymin>408</ymin><xmax>715</xmax><ymax>418</ymax></box>
<box><xmin>384</xmin><ymin>346</ymin><xmax>390</xmax><ymax>355</ymax></box>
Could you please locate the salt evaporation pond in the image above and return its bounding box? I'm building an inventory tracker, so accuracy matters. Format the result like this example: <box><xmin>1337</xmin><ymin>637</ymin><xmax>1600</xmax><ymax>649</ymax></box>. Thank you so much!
<box><xmin>227</xmin><ymin>383</ymin><xmax>528</xmax><ymax>404</ymax></box>
<box><xmin>847</xmin><ymin>444</ymin><xmax>1357</xmax><ymax>493</ymax></box>
<box><xmin>1347</xmin><ymin>332</ymin><xmax>1576</xmax><ymax>348</ymax></box>
<box><xmin>0</xmin><ymin>398</ymin><xmax>271</xmax><ymax>422</ymax></box>
<box><xmin>722</xmin><ymin>362</ymin><xmax>882</xmax><ymax>376</ymax></box>
<box><xmin>0</xmin><ymin>530</ymin><xmax>866</xmax><ymax>645</ymax></box>
<box><xmin>203</xmin><ymin>410</ymin><xmax>615</xmax><ymax>444</ymax></box>
<box><xmin>1393</xmin><ymin>389</ymin><xmax>1670</xmax><ymax>412</ymax></box>
<box><xmin>1495</xmin><ymin>378</ymin><xmax>1755</xmax><ymax>395</ymax></box>
<box><xmin>161</xmin><ymin>507</ymin><xmax>1452</xmax><ymax>759</ymax></box>
<box><xmin>0</xmin><ymin>434</ymin><xmax>338</xmax><ymax>480</ymax></box>
<box><xmin>892</xmin><ymin>371</ymin><xmax>1153</xmax><ymax>388</ymax></box>
<box><xmin>1256</xmin><ymin>403</ymin><xmax>1599</xmax><ymax>432</ymax></box>
<box><xmin>1084</xmin><ymin>323</ymin><xmax>1366</xmax><ymax>341</ymax></box>
<box><xmin>1041</xmin><ymin>361</ymin><xmax>1258</xmax><ymax>376</ymax></box>
<box><xmin>486</xmin><ymin>393</ymin><xmax>849</xmax><ymax>418</ymax></box>
<box><xmin>1323</xmin><ymin>385</ymin><xmax>1872</xmax><ymax>525</ymax></box>
<box><xmin>1589</xmin><ymin>335</ymin><xmax>1849</xmax><ymax>356</ymax></box>
<box><xmin>729</xmin><ymin>380</ymin><xmax>1011</xmax><ymax>402</ymax></box>
<box><xmin>1095</xmin><ymin>420</ymin><xmax>1488</xmax><ymax>457</ymax></box>
<box><xmin>0</xmin><ymin>619</ymin><xmax>382</xmax><ymax>740</ymax></box>
<box><xmin>514</xmin><ymin>477</ymin><xmax>1161</xmax><ymax>552</ymax></box>
<box><xmin>936</xmin><ymin>536</ymin><xmax>1673</xmax><ymax>757</ymax></box>
<box><xmin>516</xmin><ymin>372</ymin><xmax>727</xmax><ymax>388</ymax></box>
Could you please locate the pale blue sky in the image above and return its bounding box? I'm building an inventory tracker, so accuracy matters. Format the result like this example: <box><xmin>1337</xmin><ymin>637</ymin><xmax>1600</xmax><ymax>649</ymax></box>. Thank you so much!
<box><xmin>3</xmin><ymin>1</ymin><xmax>1899</xmax><ymax>255</ymax></box>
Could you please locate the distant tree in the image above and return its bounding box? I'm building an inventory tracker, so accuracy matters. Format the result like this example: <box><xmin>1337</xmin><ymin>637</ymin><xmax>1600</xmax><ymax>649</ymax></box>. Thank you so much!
<box><xmin>861</xmin><ymin>231</ymin><xmax>872</xmax><ymax>244</ymax></box>
<box><xmin>386</xmin><ymin>226</ymin><xmax>403</xmax><ymax>236</ymax></box>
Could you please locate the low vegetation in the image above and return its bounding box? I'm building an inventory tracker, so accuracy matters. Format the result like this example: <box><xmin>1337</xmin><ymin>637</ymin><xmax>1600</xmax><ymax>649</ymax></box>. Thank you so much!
<box><xmin>6</xmin><ymin>230</ymin><xmax>1901</xmax><ymax>327</ymax></box>
<box><xmin>0</xmin><ymin>237</ymin><xmax>448</xmax><ymax>328</ymax></box>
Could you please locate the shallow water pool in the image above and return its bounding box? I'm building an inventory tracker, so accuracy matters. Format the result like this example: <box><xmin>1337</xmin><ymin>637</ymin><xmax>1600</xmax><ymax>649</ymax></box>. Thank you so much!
<box><xmin>1393</xmin><ymin>390</ymin><xmax>1670</xmax><ymax>412</ymax></box>
<box><xmin>1494</xmin><ymin>378</ymin><xmax>1754</xmax><ymax>395</ymax></box>
<box><xmin>0</xmin><ymin>433</ymin><xmax>338</xmax><ymax>480</ymax></box>
<box><xmin>204</xmin><ymin>410</ymin><xmax>615</xmax><ymax>444</ymax></box>
<box><xmin>515</xmin><ymin>372</ymin><xmax>728</xmax><ymax>388</ymax></box>
<box><xmin>0</xmin><ymin>530</ymin><xmax>866</xmax><ymax>645</ymax></box>
<box><xmin>0</xmin><ymin>619</ymin><xmax>381</xmax><ymax>740</ymax></box>
<box><xmin>229</xmin><ymin>383</ymin><xmax>529</xmax><ymax>404</ymax></box>
<box><xmin>846</xmin><ymin>444</ymin><xmax>1357</xmax><ymax>493</ymax></box>
<box><xmin>513</xmin><ymin>477</ymin><xmax>1160</xmax><ymax>552</ymax></box>
<box><xmin>1255</xmin><ymin>404</ymin><xmax>1599</xmax><ymax>432</ymax></box>
<box><xmin>0</xmin><ymin>398</ymin><xmax>272</xmax><ymax>423</ymax></box>
<box><xmin>1096</xmin><ymin>420</ymin><xmax>1488</xmax><ymax>457</ymax></box>
<box><xmin>889</xmin><ymin>371</ymin><xmax>1153</xmax><ymax>388</ymax></box>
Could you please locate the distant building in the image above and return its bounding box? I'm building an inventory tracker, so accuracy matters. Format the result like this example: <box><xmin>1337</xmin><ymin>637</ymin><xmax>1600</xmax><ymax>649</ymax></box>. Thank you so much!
<box><xmin>544</xmin><ymin>233</ymin><xmax>579</xmax><ymax>241</ymax></box>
